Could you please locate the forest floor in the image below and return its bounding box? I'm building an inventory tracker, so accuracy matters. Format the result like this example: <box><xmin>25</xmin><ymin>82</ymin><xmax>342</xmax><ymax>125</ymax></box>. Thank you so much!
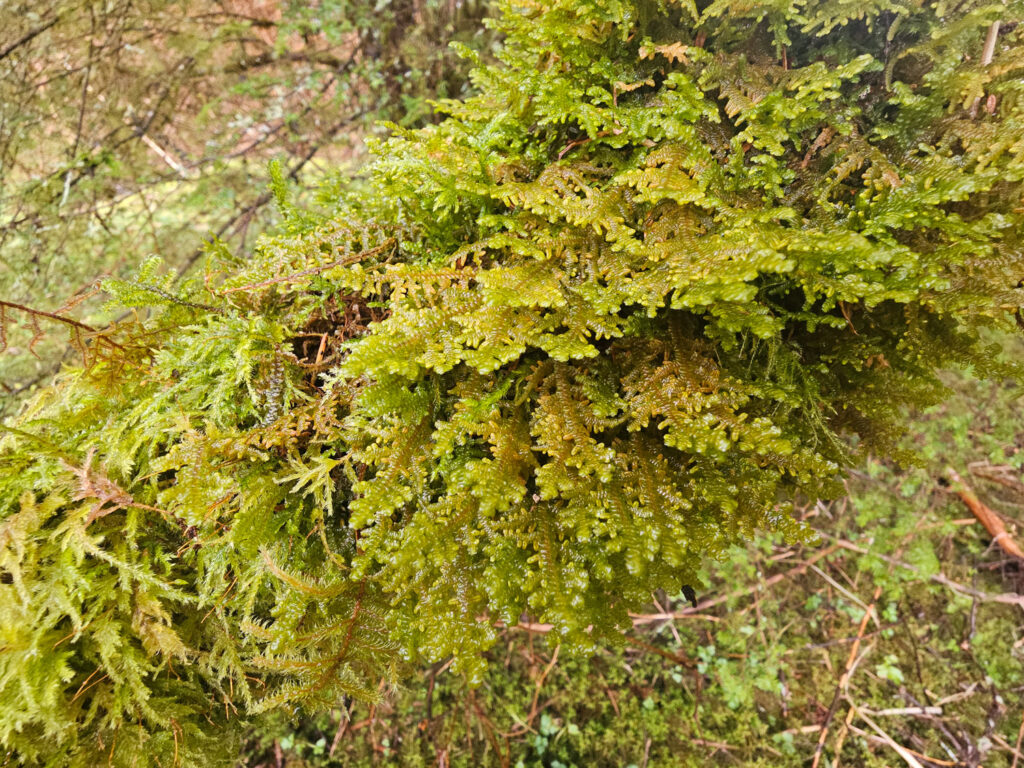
<box><xmin>242</xmin><ymin>337</ymin><xmax>1024</xmax><ymax>768</ymax></box>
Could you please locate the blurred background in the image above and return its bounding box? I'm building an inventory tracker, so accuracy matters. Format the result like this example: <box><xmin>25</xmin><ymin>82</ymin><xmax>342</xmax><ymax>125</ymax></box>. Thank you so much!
<box><xmin>0</xmin><ymin>0</ymin><xmax>492</xmax><ymax>413</ymax></box>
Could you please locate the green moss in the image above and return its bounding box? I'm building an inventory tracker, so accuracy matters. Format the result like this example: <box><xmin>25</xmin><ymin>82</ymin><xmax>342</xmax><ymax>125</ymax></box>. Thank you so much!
<box><xmin>248</xmin><ymin>350</ymin><xmax>1024</xmax><ymax>767</ymax></box>
<box><xmin>3</xmin><ymin>0</ymin><xmax>1024</xmax><ymax>765</ymax></box>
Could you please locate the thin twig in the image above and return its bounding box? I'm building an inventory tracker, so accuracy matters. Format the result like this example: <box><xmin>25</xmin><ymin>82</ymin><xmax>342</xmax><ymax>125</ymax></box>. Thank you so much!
<box><xmin>809</xmin><ymin>564</ymin><xmax>879</xmax><ymax>628</ymax></box>
<box><xmin>525</xmin><ymin>646</ymin><xmax>559</xmax><ymax>729</ymax></box>
<box><xmin>0</xmin><ymin>15</ymin><xmax>59</xmax><ymax>61</ymax></box>
<box><xmin>846</xmin><ymin>722</ymin><xmax>956</xmax><ymax>767</ymax></box>
<box><xmin>629</xmin><ymin>612</ymin><xmax>721</xmax><ymax>624</ymax></box>
<box><xmin>811</xmin><ymin>522</ymin><xmax>926</xmax><ymax>768</ymax></box>
<box><xmin>686</xmin><ymin>544</ymin><xmax>841</xmax><ymax>615</ymax></box>
<box><xmin>831</xmin><ymin>538</ymin><xmax>1024</xmax><ymax>611</ymax></box>
<box><xmin>851</xmin><ymin>706</ymin><xmax>927</xmax><ymax>768</ymax></box>
<box><xmin>811</xmin><ymin>584</ymin><xmax>881</xmax><ymax>768</ymax></box>
<box><xmin>0</xmin><ymin>299</ymin><xmax>125</xmax><ymax>350</ymax></box>
<box><xmin>860</xmin><ymin>706</ymin><xmax>943</xmax><ymax>717</ymax></box>
<box><xmin>140</xmin><ymin>133</ymin><xmax>198</xmax><ymax>179</ymax></box>
<box><xmin>328</xmin><ymin>701</ymin><xmax>351</xmax><ymax>758</ymax></box>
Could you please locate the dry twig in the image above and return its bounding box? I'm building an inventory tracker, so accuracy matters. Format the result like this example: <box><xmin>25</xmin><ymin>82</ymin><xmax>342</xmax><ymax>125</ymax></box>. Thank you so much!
<box><xmin>832</xmin><ymin>538</ymin><xmax>1024</xmax><ymax>611</ymax></box>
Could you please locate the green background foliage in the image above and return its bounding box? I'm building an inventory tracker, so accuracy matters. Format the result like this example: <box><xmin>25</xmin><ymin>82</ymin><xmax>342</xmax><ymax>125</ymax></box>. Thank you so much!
<box><xmin>2</xmin><ymin>0</ymin><xmax>1023</xmax><ymax>766</ymax></box>
<box><xmin>0</xmin><ymin>0</ymin><xmax>493</xmax><ymax>409</ymax></box>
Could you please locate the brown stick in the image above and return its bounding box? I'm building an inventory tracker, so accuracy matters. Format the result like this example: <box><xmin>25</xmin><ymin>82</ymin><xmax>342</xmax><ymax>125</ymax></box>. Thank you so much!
<box><xmin>525</xmin><ymin>646</ymin><xmax>559</xmax><ymax>729</ymax></box>
<box><xmin>946</xmin><ymin>467</ymin><xmax>1024</xmax><ymax>559</ymax></box>
<box><xmin>970</xmin><ymin>20</ymin><xmax>1001</xmax><ymax>117</ymax></box>
<box><xmin>328</xmin><ymin>707</ymin><xmax>350</xmax><ymax>758</ymax></box>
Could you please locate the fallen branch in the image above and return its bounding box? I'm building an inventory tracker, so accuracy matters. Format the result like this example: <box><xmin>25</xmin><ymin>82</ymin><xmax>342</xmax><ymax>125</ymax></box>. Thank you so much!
<box><xmin>946</xmin><ymin>467</ymin><xmax>1024</xmax><ymax>560</ymax></box>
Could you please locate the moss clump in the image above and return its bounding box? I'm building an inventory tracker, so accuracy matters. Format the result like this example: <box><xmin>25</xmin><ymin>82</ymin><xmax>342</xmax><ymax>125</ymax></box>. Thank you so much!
<box><xmin>2</xmin><ymin>1</ymin><xmax>1024</xmax><ymax>765</ymax></box>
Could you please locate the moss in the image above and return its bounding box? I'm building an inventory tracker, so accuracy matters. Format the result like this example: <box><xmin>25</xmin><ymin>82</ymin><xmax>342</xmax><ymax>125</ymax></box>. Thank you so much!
<box><xmin>248</xmin><ymin>350</ymin><xmax>1024</xmax><ymax>767</ymax></box>
<box><xmin>3</xmin><ymin>1</ymin><xmax>1024</xmax><ymax>764</ymax></box>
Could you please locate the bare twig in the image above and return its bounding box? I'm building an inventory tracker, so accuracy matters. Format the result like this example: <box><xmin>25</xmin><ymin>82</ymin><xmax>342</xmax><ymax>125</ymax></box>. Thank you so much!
<box><xmin>525</xmin><ymin>646</ymin><xmax>559</xmax><ymax>730</ymax></box>
<box><xmin>640</xmin><ymin>736</ymin><xmax>653</xmax><ymax>768</ymax></box>
<box><xmin>0</xmin><ymin>299</ymin><xmax>125</xmax><ymax>351</ymax></box>
<box><xmin>62</xmin><ymin>9</ymin><xmax>96</xmax><ymax>208</ymax></box>
<box><xmin>629</xmin><ymin>612</ymin><xmax>721</xmax><ymax>624</ymax></box>
<box><xmin>328</xmin><ymin>702</ymin><xmax>351</xmax><ymax>758</ymax></box>
<box><xmin>0</xmin><ymin>15</ymin><xmax>59</xmax><ymax>61</ymax></box>
<box><xmin>811</xmin><ymin>521</ymin><xmax>928</xmax><ymax>768</ymax></box>
<box><xmin>851</xmin><ymin>706</ymin><xmax>929</xmax><ymax>768</ymax></box>
<box><xmin>140</xmin><ymin>134</ymin><xmax>198</xmax><ymax>179</ymax></box>
<box><xmin>860</xmin><ymin>706</ymin><xmax>943</xmax><ymax>717</ymax></box>
<box><xmin>809</xmin><ymin>564</ymin><xmax>879</xmax><ymax>628</ymax></box>
<box><xmin>649</xmin><ymin>592</ymin><xmax>683</xmax><ymax>645</ymax></box>
<box><xmin>832</xmin><ymin>538</ymin><xmax>1024</xmax><ymax>610</ymax></box>
<box><xmin>847</xmin><ymin>720</ymin><xmax>956</xmax><ymax>767</ymax></box>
